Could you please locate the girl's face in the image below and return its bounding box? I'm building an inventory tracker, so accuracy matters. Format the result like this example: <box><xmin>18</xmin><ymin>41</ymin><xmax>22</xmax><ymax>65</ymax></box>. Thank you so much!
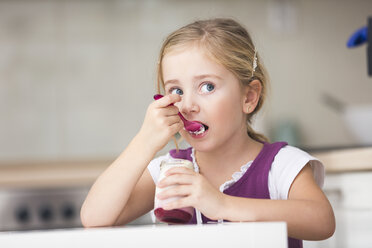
<box><xmin>162</xmin><ymin>45</ymin><xmax>249</xmax><ymax>152</ymax></box>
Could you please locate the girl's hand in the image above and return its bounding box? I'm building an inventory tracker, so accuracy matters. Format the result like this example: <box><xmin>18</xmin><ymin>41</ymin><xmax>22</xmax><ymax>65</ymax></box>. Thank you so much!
<box><xmin>138</xmin><ymin>94</ymin><xmax>183</xmax><ymax>152</ymax></box>
<box><xmin>156</xmin><ymin>167</ymin><xmax>226</xmax><ymax>221</ymax></box>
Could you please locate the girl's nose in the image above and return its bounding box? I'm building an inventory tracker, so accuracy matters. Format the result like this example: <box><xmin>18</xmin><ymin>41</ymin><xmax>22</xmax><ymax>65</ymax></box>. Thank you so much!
<box><xmin>179</xmin><ymin>94</ymin><xmax>199</xmax><ymax>116</ymax></box>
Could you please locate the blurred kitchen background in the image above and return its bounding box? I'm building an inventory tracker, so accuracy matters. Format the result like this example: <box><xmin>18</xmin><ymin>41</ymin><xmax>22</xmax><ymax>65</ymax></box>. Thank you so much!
<box><xmin>0</xmin><ymin>0</ymin><xmax>371</xmax><ymax>247</ymax></box>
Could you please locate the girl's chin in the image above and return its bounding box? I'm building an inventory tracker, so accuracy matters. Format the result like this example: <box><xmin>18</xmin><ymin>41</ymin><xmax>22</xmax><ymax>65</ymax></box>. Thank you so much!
<box><xmin>182</xmin><ymin>137</ymin><xmax>215</xmax><ymax>152</ymax></box>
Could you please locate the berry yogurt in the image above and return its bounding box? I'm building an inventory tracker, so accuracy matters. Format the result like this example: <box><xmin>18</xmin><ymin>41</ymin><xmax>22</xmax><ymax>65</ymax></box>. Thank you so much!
<box><xmin>154</xmin><ymin>159</ymin><xmax>194</xmax><ymax>224</ymax></box>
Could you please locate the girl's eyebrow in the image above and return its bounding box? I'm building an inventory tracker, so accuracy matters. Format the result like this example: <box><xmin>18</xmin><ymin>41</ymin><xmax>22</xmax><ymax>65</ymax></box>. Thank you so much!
<box><xmin>193</xmin><ymin>74</ymin><xmax>222</xmax><ymax>80</ymax></box>
<box><xmin>164</xmin><ymin>79</ymin><xmax>179</xmax><ymax>86</ymax></box>
<box><xmin>164</xmin><ymin>74</ymin><xmax>222</xmax><ymax>86</ymax></box>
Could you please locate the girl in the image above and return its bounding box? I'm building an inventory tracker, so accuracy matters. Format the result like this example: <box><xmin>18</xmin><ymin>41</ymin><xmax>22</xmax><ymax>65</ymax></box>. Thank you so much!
<box><xmin>81</xmin><ymin>18</ymin><xmax>335</xmax><ymax>247</ymax></box>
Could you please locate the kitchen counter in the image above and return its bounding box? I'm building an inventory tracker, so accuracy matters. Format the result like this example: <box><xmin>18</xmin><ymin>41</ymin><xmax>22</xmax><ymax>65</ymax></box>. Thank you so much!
<box><xmin>0</xmin><ymin>159</ymin><xmax>111</xmax><ymax>188</ymax></box>
<box><xmin>0</xmin><ymin>222</ymin><xmax>287</xmax><ymax>248</ymax></box>
<box><xmin>310</xmin><ymin>146</ymin><xmax>372</xmax><ymax>173</ymax></box>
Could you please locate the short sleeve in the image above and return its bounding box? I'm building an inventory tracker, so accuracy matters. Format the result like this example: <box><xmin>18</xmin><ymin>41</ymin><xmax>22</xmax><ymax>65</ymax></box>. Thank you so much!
<box><xmin>268</xmin><ymin>145</ymin><xmax>325</xmax><ymax>200</ymax></box>
<box><xmin>147</xmin><ymin>154</ymin><xmax>170</xmax><ymax>184</ymax></box>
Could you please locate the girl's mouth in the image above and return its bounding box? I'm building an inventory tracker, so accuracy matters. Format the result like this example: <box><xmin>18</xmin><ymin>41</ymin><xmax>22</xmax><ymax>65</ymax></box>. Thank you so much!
<box><xmin>187</xmin><ymin>123</ymin><xmax>209</xmax><ymax>136</ymax></box>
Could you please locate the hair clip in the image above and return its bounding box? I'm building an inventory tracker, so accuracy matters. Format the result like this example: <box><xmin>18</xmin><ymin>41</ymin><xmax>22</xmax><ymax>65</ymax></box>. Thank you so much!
<box><xmin>252</xmin><ymin>49</ymin><xmax>257</xmax><ymax>77</ymax></box>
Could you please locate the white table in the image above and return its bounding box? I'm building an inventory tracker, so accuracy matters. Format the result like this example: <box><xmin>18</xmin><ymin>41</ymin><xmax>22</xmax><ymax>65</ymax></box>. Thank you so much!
<box><xmin>0</xmin><ymin>222</ymin><xmax>288</xmax><ymax>248</ymax></box>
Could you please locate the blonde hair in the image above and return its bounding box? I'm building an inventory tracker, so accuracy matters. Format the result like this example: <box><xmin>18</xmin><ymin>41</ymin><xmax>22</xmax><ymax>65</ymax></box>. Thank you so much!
<box><xmin>157</xmin><ymin>18</ymin><xmax>269</xmax><ymax>143</ymax></box>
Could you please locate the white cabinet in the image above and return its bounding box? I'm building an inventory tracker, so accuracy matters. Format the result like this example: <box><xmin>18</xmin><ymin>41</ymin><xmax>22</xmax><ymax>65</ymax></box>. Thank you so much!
<box><xmin>305</xmin><ymin>171</ymin><xmax>372</xmax><ymax>248</ymax></box>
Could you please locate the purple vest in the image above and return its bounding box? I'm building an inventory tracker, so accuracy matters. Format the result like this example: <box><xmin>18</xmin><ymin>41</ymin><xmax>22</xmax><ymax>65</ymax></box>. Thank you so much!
<box><xmin>170</xmin><ymin>142</ymin><xmax>302</xmax><ymax>248</ymax></box>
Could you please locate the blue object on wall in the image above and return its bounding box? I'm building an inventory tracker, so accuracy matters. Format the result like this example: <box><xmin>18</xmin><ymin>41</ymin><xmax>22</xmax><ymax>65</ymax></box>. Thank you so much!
<box><xmin>347</xmin><ymin>26</ymin><xmax>368</xmax><ymax>48</ymax></box>
<box><xmin>347</xmin><ymin>17</ymin><xmax>371</xmax><ymax>76</ymax></box>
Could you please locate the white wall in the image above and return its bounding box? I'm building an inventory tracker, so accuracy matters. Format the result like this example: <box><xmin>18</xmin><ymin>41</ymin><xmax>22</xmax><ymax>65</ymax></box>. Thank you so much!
<box><xmin>0</xmin><ymin>0</ymin><xmax>371</xmax><ymax>161</ymax></box>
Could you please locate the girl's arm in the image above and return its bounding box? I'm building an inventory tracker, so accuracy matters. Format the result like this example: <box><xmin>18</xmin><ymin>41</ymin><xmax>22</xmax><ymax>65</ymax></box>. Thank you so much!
<box><xmin>221</xmin><ymin>164</ymin><xmax>335</xmax><ymax>240</ymax></box>
<box><xmin>80</xmin><ymin>94</ymin><xmax>182</xmax><ymax>227</ymax></box>
<box><xmin>113</xmin><ymin>168</ymin><xmax>155</xmax><ymax>225</ymax></box>
<box><xmin>80</xmin><ymin>133</ymin><xmax>156</xmax><ymax>227</ymax></box>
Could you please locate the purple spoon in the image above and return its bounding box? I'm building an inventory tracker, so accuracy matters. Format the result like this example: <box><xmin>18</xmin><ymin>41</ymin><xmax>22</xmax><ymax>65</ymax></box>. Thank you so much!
<box><xmin>153</xmin><ymin>94</ymin><xmax>205</xmax><ymax>133</ymax></box>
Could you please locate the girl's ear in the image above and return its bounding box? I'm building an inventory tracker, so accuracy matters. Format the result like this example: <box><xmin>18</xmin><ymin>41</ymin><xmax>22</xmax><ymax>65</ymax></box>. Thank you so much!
<box><xmin>242</xmin><ymin>79</ymin><xmax>262</xmax><ymax>114</ymax></box>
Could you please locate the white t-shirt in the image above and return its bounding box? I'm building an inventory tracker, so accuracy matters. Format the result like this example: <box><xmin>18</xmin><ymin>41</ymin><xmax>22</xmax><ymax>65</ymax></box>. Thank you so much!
<box><xmin>147</xmin><ymin>145</ymin><xmax>324</xmax><ymax>200</ymax></box>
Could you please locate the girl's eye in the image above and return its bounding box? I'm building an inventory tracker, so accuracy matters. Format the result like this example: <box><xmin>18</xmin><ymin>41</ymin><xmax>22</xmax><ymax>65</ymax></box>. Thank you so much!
<box><xmin>200</xmin><ymin>83</ymin><xmax>215</xmax><ymax>93</ymax></box>
<box><xmin>170</xmin><ymin>88</ymin><xmax>183</xmax><ymax>95</ymax></box>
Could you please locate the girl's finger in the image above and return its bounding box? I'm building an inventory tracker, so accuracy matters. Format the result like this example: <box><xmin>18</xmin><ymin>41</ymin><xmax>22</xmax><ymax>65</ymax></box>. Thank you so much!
<box><xmin>163</xmin><ymin>196</ymin><xmax>191</xmax><ymax>210</ymax></box>
<box><xmin>169</xmin><ymin>121</ymin><xmax>183</xmax><ymax>133</ymax></box>
<box><xmin>156</xmin><ymin>106</ymin><xmax>179</xmax><ymax>117</ymax></box>
<box><xmin>165</xmin><ymin>167</ymin><xmax>195</xmax><ymax>176</ymax></box>
<box><xmin>164</xmin><ymin>115</ymin><xmax>182</xmax><ymax>126</ymax></box>
<box><xmin>157</xmin><ymin>185</ymin><xmax>193</xmax><ymax>200</ymax></box>
<box><xmin>164</xmin><ymin>105</ymin><xmax>180</xmax><ymax>116</ymax></box>
<box><xmin>156</xmin><ymin>107</ymin><xmax>178</xmax><ymax>118</ymax></box>
<box><xmin>158</xmin><ymin>173</ymin><xmax>194</xmax><ymax>188</ymax></box>
<box><xmin>155</xmin><ymin>94</ymin><xmax>181</xmax><ymax>108</ymax></box>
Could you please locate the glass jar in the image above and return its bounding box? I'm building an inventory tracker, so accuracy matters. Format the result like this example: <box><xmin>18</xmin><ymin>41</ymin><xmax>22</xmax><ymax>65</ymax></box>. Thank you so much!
<box><xmin>154</xmin><ymin>159</ymin><xmax>194</xmax><ymax>224</ymax></box>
